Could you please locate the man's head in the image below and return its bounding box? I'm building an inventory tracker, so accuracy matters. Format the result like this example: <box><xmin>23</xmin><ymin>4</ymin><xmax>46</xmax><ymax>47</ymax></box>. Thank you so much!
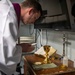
<box><xmin>20</xmin><ymin>0</ymin><xmax>42</xmax><ymax>24</ymax></box>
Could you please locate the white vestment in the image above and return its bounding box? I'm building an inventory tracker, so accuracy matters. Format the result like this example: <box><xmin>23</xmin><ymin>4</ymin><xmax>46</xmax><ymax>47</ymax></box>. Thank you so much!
<box><xmin>0</xmin><ymin>0</ymin><xmax>22</xmax><ymax>75</ymax></box>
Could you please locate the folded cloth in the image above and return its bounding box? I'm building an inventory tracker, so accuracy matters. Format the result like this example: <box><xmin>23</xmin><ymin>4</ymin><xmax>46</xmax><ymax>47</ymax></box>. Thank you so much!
<box><xmin>32</xmin><ymin>63</ymin><xmax>57</xmax><ymax>70</ymax></box>
<box><xmin>34</xmin><ymin>46</ymin><xmax>56</xmax><ymax>57</ymax></box>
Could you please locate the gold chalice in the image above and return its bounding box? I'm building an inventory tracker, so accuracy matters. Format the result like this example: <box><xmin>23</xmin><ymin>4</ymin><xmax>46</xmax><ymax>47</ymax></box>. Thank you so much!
<box><xmin>42</xmin><ymin>45</ymin><xmax>51</xmax><ymax>64</ymax></box>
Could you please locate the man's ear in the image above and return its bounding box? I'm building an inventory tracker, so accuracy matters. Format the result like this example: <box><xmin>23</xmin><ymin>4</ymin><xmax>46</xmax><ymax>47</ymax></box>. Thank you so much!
<box><xmin>29</xmin><ymin>8</ymin><xmax>34</xmax><ymax>15</ymax></box>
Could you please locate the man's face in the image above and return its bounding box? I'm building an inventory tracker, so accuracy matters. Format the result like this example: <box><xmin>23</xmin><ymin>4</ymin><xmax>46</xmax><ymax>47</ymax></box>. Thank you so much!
<box><xmin>21</xmin><ymin>8</ymin><xmax>41</xmax><ymax>24</ymax></box>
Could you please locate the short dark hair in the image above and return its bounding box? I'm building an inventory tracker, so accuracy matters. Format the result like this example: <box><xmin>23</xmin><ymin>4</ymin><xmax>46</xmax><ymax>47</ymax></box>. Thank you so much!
<box><xmin>21</xmin><ymin>0</ymin><xmax>42</xmax><ymax>16</ymax></box>
<box><xmin>71</xmin><ymin>3</ymin><xmax>75</xmax><ymax>17</ymax></box>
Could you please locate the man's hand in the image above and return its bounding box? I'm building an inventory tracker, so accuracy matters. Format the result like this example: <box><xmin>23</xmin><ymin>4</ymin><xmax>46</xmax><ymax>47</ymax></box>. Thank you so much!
<box><xmin>17</xmin><ymin>43</ymin><xmax>35</xmax><ymax>52</ymax></box>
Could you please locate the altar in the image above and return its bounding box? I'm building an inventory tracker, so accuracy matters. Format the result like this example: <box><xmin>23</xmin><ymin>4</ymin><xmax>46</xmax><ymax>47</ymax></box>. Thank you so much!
<box><xmin>23</xmin><ymin>54</ymin><xmax>75</xmax><ymax>75</ymax></box>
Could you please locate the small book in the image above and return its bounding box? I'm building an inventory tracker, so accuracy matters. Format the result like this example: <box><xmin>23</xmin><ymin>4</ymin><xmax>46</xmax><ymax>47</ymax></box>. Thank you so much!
<box><xmin>34</xmin><ymin>46</ymin><xmax>57</xmax><ymax>57</ymax></box>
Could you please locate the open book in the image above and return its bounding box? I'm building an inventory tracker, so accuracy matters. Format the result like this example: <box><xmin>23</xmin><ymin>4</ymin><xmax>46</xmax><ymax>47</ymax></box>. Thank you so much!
<box><xmin>34</xmin><ymin>46</ymin><xmax>56</xmax><ymax>57</ymax></box>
